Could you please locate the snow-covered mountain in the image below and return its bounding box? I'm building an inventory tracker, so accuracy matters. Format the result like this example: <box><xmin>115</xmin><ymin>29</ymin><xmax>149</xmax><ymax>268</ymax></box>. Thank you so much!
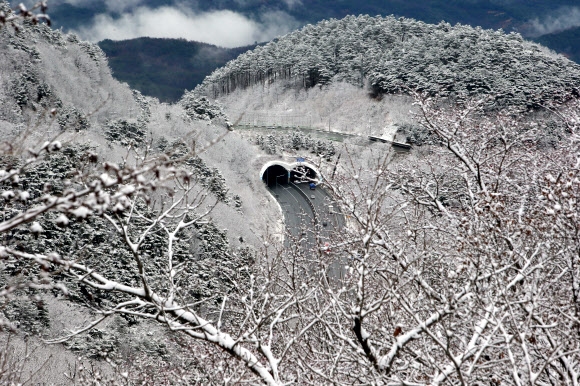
<box><xmin>3</xmin><ymin>3</ymin><xmax>580</xmax><ymax>384</ymax></box>
<box><xmin>47</xmin><ymin>0</ymin><xmax>580</xmax><ymax>102</ymax></box>
<box><xmin>197</xmin><ymin>15</ymin><xmax>580</xmax><ymax>107</ymax></box>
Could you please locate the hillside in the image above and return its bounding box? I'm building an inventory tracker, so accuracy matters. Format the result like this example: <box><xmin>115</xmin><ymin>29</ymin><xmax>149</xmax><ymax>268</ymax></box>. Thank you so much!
<box><xmin>98</xmin><ymin>38</ymin><xmax>257</xmax><ymax>102</ymax></box>
<box><xmin>0</xmin><ymin>9</ymin><xmax>278</xmax><ymax>284</ymax></box>
<box><xmin>4</xmin><ymin>4</ymin><xmax>580</xmax><ymax>385</ymax></box>
<box><xmin>0</xmin><ymin>5</ymin><xmax>281</xmax><ymax>382</ymax></box>
<box><xmin>196</xmin><ymin>15</ymin><xmax>580</xmax><ymax>107</ymax></box>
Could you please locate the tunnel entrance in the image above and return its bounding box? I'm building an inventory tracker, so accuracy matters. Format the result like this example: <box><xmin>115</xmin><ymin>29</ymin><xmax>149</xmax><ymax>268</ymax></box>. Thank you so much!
<box><xmin>290</xmin><ymin>165</ymin><xmax>317</xmax><ymax>183</ymax></box>
<box><xmin>263</xmin><ymin>165</ymin><xmax>289</xmax><ymax>187</ymax></box>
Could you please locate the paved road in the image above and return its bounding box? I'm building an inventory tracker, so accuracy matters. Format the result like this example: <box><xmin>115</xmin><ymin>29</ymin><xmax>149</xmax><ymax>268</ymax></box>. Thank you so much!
<box><xmin>293</xmin><ymin>183</ymin><xmax>347</xmax><ymax>282</ymax></box>
<box><xmin>293</xmin><ymin>182</ymin><xmax>345</xmax><ymax>239</ymax></box>
<box><xmin>236</xmin><ymin>125</ymin><xmax>358</xmax><ymax>143</ymax></box>
<box><xmin>236</xmin><ymin>125</ymin><xmax>412</xmax><ymax>149</ymax></box>
<box><xmin>269</xmin><ymin>183</ymin><xmax>347</xmax><ymax>281</ymax></box>
<box><xmin>269</xmin><ymin>184</ymin><xmax>316</xmax><ymax>251</ymax></box>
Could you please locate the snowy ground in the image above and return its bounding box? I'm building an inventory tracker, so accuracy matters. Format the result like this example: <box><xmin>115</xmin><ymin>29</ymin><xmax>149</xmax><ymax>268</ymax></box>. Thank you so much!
<box><xmin>218</xmin><ymin>81</ymin><xmax>417</xmax><ymax>138</ymax></box>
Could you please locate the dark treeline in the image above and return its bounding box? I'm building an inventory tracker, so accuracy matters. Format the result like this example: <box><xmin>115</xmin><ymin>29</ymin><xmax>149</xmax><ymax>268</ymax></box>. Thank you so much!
<box><xmin>196</xmin><ymin>15</ymin><xmax>580</xmax><ymax>106</ymax></box>
<box><xmin>535</xmin><ymin>27</ymin><xmax>580</xmax><ymax>65</ymax></box>
<box><xmin>99</xmin><ymin>37</ymin><xmax>257</xmax><ymax>102</ymax></box>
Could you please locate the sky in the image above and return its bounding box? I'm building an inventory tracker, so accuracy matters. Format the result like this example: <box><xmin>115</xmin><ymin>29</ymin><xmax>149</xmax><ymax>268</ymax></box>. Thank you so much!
<box><xmin>48</xmin><ymin>0</ymin><xmax>580</xmax><ymax>47</ymax></box>
<box><xmin>53</xmin><ymin>0</ymin><xmax>301</xmax><ymax>47</ymax></box>
<box><xmin>527</xmin><ymin>6</ymin><xmax>580</xmax><ymax>37</ymax></box>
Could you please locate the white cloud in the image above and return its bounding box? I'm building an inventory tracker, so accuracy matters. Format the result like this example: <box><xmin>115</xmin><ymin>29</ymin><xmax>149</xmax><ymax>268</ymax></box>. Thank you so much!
<box><xmin>528</xmin><ymin>6</ymin><xmax>580</xmax><ymax>37</ymax></box>
<box><xmin>72</xmin><ymin>6</ymin><xmax>299</xmax><ymax>47</ymax></box>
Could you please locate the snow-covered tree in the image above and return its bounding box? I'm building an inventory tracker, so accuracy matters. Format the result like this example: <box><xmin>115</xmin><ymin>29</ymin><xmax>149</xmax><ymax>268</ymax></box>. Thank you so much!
<box><xmin>312</xmin><ymin>93</ymin><xmax>580</xmax><ymax>385</ymax></box>
<box><xmin>4</xmin><ymin>2</ymin><xmax>580</xmax><ymax>384</ymax></box>
<box><xmin>196</xmin><ymin>14</ymin><xmax>580</xmax><ymax>108</ymax></box>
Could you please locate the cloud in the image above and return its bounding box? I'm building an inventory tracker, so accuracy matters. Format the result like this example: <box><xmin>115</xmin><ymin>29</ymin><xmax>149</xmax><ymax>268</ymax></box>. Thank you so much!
<box><xmin>527</xmin><ymin>6</ymin><xmax>580</xmax><ymax>37</ymax></box>
<box><xmin>72</xmin><ymin>6</ymin><xmax>299</xmax><ymax>47</ymax></box>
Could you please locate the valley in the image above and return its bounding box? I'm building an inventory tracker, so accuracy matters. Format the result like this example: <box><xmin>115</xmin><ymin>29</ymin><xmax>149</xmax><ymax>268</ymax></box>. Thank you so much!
<box><xmin>1</xmin><ymin>2</ymin><xmax>580</xmax><ymax>385</ymax></box>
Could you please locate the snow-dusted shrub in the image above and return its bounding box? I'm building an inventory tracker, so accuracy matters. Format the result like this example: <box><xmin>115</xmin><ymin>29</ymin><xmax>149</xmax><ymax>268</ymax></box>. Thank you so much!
<box><xmin>186</xmin><ymin>156</ymin><xmax>228</xmax><ymax>202</ymax></box>
<box><xmin>180</xmin><ymin>93</ymin><xmax>226</xmax><ymax>121</ymax></box>
<box><xmin>104</xmin><ymin>119</ymin><xmax>146</xmax><ymax>147</ymax></box>
<box><xmin>7</xmin><ymin>30</ymin><xmax>41</xmax><ymax>60</ymax></box>
<box><xmin>132</xmin><ymin>89</ymin><xmax>151</xmax><ymax>124</ymax></box>
<box><xmin>30</xmin><ymin>23</ymin><xmax>66</xmax><ymax>47</ymax></box>
<box><xmin>396</xmin><ymin>122</ymin><xmax>434</xmax><ymax>146</ymax></box>
<box><xmin>57</xmin><ymin>105</ymin><xmax>89</xmax><ymax>131</ymax></box>
<box><xmin>254</xmin><ymin>130</ymin><xmax>336</xmax><ymax>159</ymax></box>
<box><xmin>1</xmin><ymin>290</ymin><xmax>50</xmax><ymax>333</ymax></box>
<box><xmin>77</xmin><ymin>41</ymin><xmax>106</xmax><ymax>63</ymax></box>
<box><xmin>10</xmin><ymin>62</ymin><xmax>40</xmax><ymax>109</ymax></box>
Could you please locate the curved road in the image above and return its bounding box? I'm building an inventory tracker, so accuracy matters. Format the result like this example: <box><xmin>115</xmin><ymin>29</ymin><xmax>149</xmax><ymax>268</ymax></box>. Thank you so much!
<box><xmin>269</xmin><ymin>183</ymin><xmax>316</xmax><ymax>250</ymax></box>
<box><xmin>268</xmin><ymin>183</ymin><xmax>346</xmax><ymax>281</ymax></box>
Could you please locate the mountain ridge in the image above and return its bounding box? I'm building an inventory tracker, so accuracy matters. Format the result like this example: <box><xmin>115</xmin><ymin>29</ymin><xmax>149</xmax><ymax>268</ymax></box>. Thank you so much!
<box><xmin>98</xmin><ymin>37</ymin><xmax>257</xmax><ymax>102</ymax></box>
<box><xmin>44</xmin><ymin>0</ymin><xmax>580</xmax><ymax>102</ymax></box>
<box><xmin>195</xmin><ymin>15</ymin><xmax>580</xmax><ymax>108</ymax></box>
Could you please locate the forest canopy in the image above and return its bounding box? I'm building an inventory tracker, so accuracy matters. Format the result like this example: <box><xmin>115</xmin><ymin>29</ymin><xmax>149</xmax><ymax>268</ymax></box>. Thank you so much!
<box><xmin>196</xmin><ymin>15</ymin><xmax>580</xmax><ymax>106</ymax></box>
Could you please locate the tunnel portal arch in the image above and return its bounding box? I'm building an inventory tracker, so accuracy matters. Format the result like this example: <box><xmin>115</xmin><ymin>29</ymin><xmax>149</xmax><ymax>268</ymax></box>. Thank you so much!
<box><xmin>260</xmin><ymin>161</ymin><xmax>322</xmax><ymax>187</ymax></box>
<box><xmin>262</xmin><ymin>164</ymin><xmax>290</xmax><ymax>187</ymax></box>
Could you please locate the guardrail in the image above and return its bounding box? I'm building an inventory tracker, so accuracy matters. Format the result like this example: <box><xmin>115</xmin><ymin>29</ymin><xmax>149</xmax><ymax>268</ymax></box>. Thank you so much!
<box><xmin>290</xmin><ymin>182</ymin><xmax>318</xmax><ymax>225</ymax></box>
<box><xmin>368</xmin><ymin>135</ymin><xmax>411</xmax><ymax>149</ymax></box>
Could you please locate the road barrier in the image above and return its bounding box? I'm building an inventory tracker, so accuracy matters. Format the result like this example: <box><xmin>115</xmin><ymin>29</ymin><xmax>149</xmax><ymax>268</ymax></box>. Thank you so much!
<box><xmin>368</xmin><ymin>135</ymin><xmax>412</xmax><ymax>149</ymax></box>
<box><xmin>290</xmin><ymin>182</ymin><xmax>318</xmax><ymax>225</ymax></box>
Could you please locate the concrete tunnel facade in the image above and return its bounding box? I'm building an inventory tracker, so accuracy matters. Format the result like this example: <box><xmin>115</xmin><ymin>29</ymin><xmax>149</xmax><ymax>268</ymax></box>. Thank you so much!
<box><xmin>260</xmin><ymin>161</ymin><xmax>322</xmax><ymax>188</ymax></box>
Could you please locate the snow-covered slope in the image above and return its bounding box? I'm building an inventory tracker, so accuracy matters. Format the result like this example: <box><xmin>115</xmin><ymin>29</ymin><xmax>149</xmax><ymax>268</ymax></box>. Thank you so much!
<box><xmin>197</xmin><ymin>15</ymin><xmax>580</xmax><ymax>107</ymax></box>
<box><xmin>0</xmin><ymin>8</ymin><xmax>278</xmax><ymax>246</ymax></box>
<box><xmin>0</xmin><ymin>5</ymin><xmax>282</xmax><ymax>380</ymax></box>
